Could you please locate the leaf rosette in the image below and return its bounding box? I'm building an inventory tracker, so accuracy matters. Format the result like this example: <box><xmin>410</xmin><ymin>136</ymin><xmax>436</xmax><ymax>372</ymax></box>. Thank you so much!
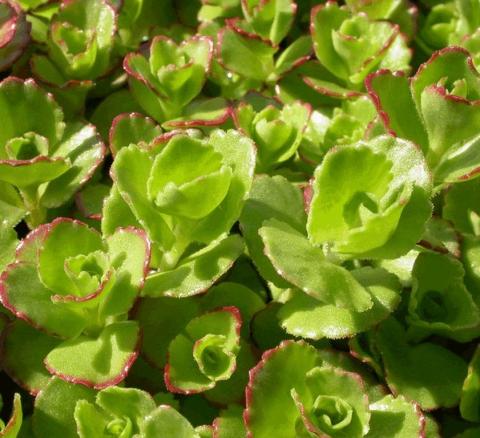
<box><xmin>0</xmin><ymin>218</ymin><xmax>149</xmax><ymax>388</ymax></box>
<box><xmin>240</xmin><ymin>0</ymin><xmax>297</xmax><ymax>46</ymax></box>
<box><xmin>299</xmin><ymin>96</ymin><xmax>376</xmax><ymax>163</ymax></box>
<box><xmin>407</xmin><ymin>252</ymin><xmax>480</xmax><ymax>342</ymax></box>
<box><xmin>31</xmin><ymin>0</ymin><xmax>116</xmax><ymax>81</ymax></box>
<box><xmin>216</xmin><ymin>0</ymin><xmax>297</xmax><ymax>86</ymax></box>
<box><xmin>0</xmin><ymin>77</ymin><xmax>105</xmax><ymax>227</ymax></box>
<box><xmin>105</xmin><ymin>129</ymin><xmax>255</xmax><ymax>296</ymax></box>
<box><xmin>33</xmin><ymin>378</ymin><xmax>201</xmax><ymax>438</ymax></box>
<box><xmin>164</xmin><ymin>307</ymin><xmax>242</xmax><ymax>394</ymax></box>
<box><xmin>245</xmin><ymin>341</ymin><xmax>426</xmax><ymax>438</ymax></box>
<box><xmin>367</xmin><ymin>47</ymin><xmax>480</xmax><ymax>185</ymax></box>
<box><xmin>234</xmin><ymin>100</ymin><xmax>310</xmax><ymax>172</ymax></box>
<box><xmin>75</xmin><ymin>386</ymin><xmax>200</xmax><ymax>438</ymax></box>
<box><xmin>307</xmin><ymin>135</ymin><xmax>432</xmax><ymax>259</ymax></box>
<box><xmin>30</xmin><ymin>0</ymin><xmax>117</xmax><ymax>113</ymax></box>
<box><xmin>124</xmin><ymin>35</ymin><xmax>213</xmax><ymax>122</ymax></box>
<box><xmin>306</xmin><ymin>1</ymin><xmax>411</xmax><ymax>97</ymax></box>
<box><xmin>135</xmin><ymin>284</ymin><xmax>260</xmax><ymax>404</ymax></box>
<box><xmin>418</xmin><ymin>0</ymin><xmax>480</xmax><ymax>53</ymax></box>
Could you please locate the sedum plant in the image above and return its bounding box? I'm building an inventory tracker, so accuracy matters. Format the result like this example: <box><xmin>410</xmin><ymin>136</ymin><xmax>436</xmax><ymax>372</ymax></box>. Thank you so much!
<box><xmin>164</xmin><ymin>306</ymin><xmax>242</xmax><ymax>394</ymax></box>
<box><xmin>366</xmin><ymin>46</ymin><xmax>480</xmax><ymax>186</ymax></box>
<box><xmin>31</xmin><ymin>0</ymin><xmax>116</xmax><ymax>81</ymax></box>
<box><xmin>245</xmin><ymin>341</ymin><xmax>425</xmax><ymax>438</ymax></box>
<box><xmin>32</xmin><ymin>378</ymin><xmax>202</xmax><ymax>437</ymax></box>
<box><xmin>30</xmin><ymin>0</ymin><xmax>117</xmax><ymax>112</ymax></box>
<box><xmin>124</xmin><ymin>36</ymin><xmax>213</xmax><ymax>123</ymax></box>
<box><xmin>2</xmin><ymin>2</ymin><xmax>480</xmax><ymax>436</ymax></box>
<box><xmin>307</xmin><ymin>135</ymin><xmax>432</xmax><ymax>259</ymax></box>
<box><xmin>104</xmin><ymin>128</ymin><xmax>255</xmax><ymax>297</ymax></box>
<box><xmin>0</xmin><ymin>218</ymin><xmax>149</xmax><ymax>389</ymax></box>
<box><xmin>0</xmin><ymin>77</ymin><xmax>105</xmax><ymax>228</ymax></box>
<box><xmin>309</xmin><ymin>1</ymin><xmax>412</xmax><ymax>91</ymax></box>
<box><xmin>74</xmin><ymin>386</ymin><xmax>199</xmax><ymax>437</ymax></box>
<box><xmin>418</xmin><ymin>0</ymin><xmax>480</xmax><ymax>54</ymax></box>
<box><xmin>233</xmin><ymin>100</ymin><xmax>311</xmax><ymax>172</ymax></box>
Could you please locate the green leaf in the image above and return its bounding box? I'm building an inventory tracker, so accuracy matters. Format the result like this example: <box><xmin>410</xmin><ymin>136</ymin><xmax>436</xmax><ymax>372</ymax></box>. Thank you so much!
<box><xmin>46</xmin><ymin>0</ymin><xmax>116</xmax><ymax>80</ymax></box>
<box><xmin>0</xmin><ymin>394</ymin><xmax>22</xmax><ymax>438</ymax></box>
<box><xmin>278</xmin><ymin>267</ymin><xmax>401</xmax><ymax>339</ymax></box>
<box><xmin>460</xmin><ymin>345</ymin><xmax>480</xmax><ymax>421</ymax></box>
<box><xmin>311</xmin><ymin>2</ymin><xmax>350</xmax><ymax>81</ymax></box>
<box><xmin>260</xmin><ymin>219</ymin><xmax>373</xmax><ymax>311</ymax></box>
<box><xmin>2</xmin><ymin>320</ymin><xmax>60</xmax><ymax>394</ymax></box>
<box><xmin>212</xmin><ymin>405</ymin><xmax>246</xmax><ymax>438</ymax></box>
<box><xmin>0</xmin><ymin>157</ymin><xmax>70</xmax><ymax>187</ymax></box>
<box><xmin>0</xmin><ymin>181</ymin><xmax>25</xmax><ymax>227</ymax></box>
<box><xmin>366</xmin><ymin>71</ymin><xmax>428</xmax><ymax>152</ymax></box>
<box><xmin>44</xmin><ymin>321</ymin><xmax>140</xmax><ymax>388</ymax></box>
<box><xmin>40</xmin><ymin>122</ymin><xmax>105</xmax><ymax>208</ymax></box>
<box><xmin>126</xmin><ymin>36</ymin><xmax>212</xmax><ymax>122</ymax></box>
<box><xmin>240</xmin><ymin>174</ymin><xmax>306</xmax><ymax>288</ymax></box>
<box><xmin>0</xmin><ymin>78</ymin><xmax>64</xmax><ymax>149</ymax></box>
<box><xmin>141</xmin><ymin>406</ymin><xmax>199</xmax><ymax>438</ymax></box>
<box><xmin>366</xmin><ymin>395</ymin><xmax>425</xmax><ymax>438</ymax></box>
<box><xmin>101</xmin><ymin>185</ymin><xmax>142</xmax><ymax>236</ymax></box>
<box><xmin>109</xmin><ymin>112</ymin><xmax>162</xmax><ymax>156</ymax></box>
<box><xmin>420</xmin><ymin>217</ymin><xmax>461</xmax><ymax>257</ymax></box>
<box><xmin>277</xmin><ymin>61</ymin><xmax>355</xmax><ymax>106</ymax></box>
<box><xmin>411</xmin><ymin>48</ymin><xmax>480</xmax><ymax>175</ymax></box>
<box><xmin>0</xmin><ymin>224</ymin><xmax>17</xmax><ymax>273</ymax></box>
<box><xmin>376</xmin><ymin>318</ymin><xmax>468</xmax><ymax>410</ymax></box>
<box><xmin>275</xmin><ymin>36</ymin><xmax>312</xmax><ymax>76</ymax></box>
<box><xmin>218</xmin><ymin>25</ymin><xmax>276</xmax><ymax>81</ymax></box>
<box><xmin>204</xmin><ymin>339</ymin><xmax>257</xmax><ymax>405</ymax></box>
<box><xmin>33</xmin><ymin>377</ymin><xmax>96</xmax><ymax>438</ymax></box>
<box><xmin>143</xmin><ymin>234</ymin><xmax>244</xmax><ymax>298</ymax></box>
<box><xmin>100</xmin><ymin>227</ymin><xmax>150</xmax><ymax>318</ymax></box>
<box><xmin>162</xmin><ymin>97</ymin><xmax>232</xmax><ymax>131</ymax></box>
<box><xmin>111</xmin><ymin>144</ymin><xmax>174</xmax><ymax>251</ymax></box>
<box><xmin>444</xmin><ymin>178</ymin><xmax>480</xmax><ymax>235</ymax></box>
<box><xmin>307</xmin><ymin>135</ymin><xmax>432</xmax><ymax>259</ymax></box>
<box><xmin>237</xmin><ymin>101</ymin><xmax>310</xmax><ymax>172</ymax></box>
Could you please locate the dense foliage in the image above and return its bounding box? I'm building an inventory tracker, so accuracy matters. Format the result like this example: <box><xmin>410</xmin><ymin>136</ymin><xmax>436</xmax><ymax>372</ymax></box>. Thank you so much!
<box><xmin>0</xmin><ymin>0</ymin><xmax>480</xmax><ymax>437</ymax></box>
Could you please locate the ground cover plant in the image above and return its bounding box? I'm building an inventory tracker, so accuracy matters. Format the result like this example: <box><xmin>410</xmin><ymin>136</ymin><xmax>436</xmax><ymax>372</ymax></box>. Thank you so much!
<box><xmin>2</xmin><ymin>0</ymin><xmax>480</xmax><ymax>436</ymax></box>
